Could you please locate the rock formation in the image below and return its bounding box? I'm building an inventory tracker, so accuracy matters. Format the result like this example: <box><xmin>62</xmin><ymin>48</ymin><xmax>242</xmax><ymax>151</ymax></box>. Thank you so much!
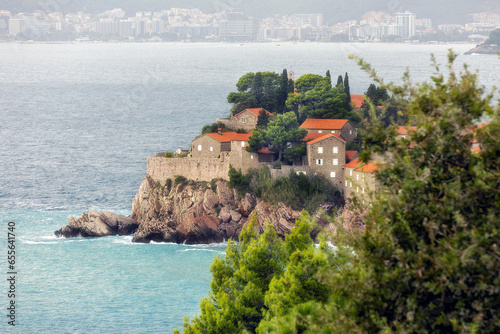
<box><xmin>55</xmin><ymin>210</ymin><xmax>138</xmax><ymax>238</ymax></box>
<box><xmin>130</xmin><ymin>176</ymin><xmax>304</xmax><ymax>244</ymax></box>
<box><xmin>464</xmin><ymin>43</ymin><xmax>500</xmax><ymax>55</ymax></box>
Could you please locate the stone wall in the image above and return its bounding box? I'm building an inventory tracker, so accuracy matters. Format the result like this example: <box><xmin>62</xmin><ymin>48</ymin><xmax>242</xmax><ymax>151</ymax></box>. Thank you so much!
<box><xmin>268</xmin><ymin>165</ymin><xmax>312</xmax><ymax>179</ymax></box>
<box><xmin>147</xmin><ymin>156</ymin><xmax>230</xmax><ymax>184</ymax></box>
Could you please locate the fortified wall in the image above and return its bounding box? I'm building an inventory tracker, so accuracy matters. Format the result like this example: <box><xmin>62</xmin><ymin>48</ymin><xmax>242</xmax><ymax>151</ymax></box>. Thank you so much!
<box><xmin>147</xmin><ymin>156</ymin><xmax>230</xmax><ymax>185</ymax></box>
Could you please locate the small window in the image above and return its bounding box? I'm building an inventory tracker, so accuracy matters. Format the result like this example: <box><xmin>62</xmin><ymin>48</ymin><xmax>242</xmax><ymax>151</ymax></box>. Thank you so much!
<box><xmin>241</xmin><ymin>117</ymin><xmax>246</xmax><ymax>123</ymax></box>
<box><xmin>357</xmin><ymin>186</ymin><xmax>359</xmax><ymax>193</ymax></box>
<box><xmin>241</xmin><ymin>141</ymin><xmax>245</xmax><ymax>147</ymax></box>
<box><xmin>350</xmin><ymin>182</ymin><xmax>352</xmax><ymax>188</ymax></box>
<box><xmin>198</xmin><ymin>145</ymin><xmax>202</xmax><ymax>151</ymax></box>
<box><xmin>333</xmin><ymin>159</ymin><xmax>338</xmax><ymax>166</ymax></box>
<box><xmin>318</xmin><ymin>147</ymin><xmax>323</xmax><ymax>154</ymax></box>
<box><xmin>210</xmin><ymin>146</ymin><xmax>213</xmax><ymax>152</ymax></box>
<box><xmin>250</xmin><ymin>155</ymin><xmax>254</xmax><ymax>159</ymax></box>
<box><xmin>356</xmin><ymin>174</ymin><xmax>359</xmax><ymax>181</ymax></box>
<box><xmin>316</xmin><ymin>159</ymin><xmax>323</xmax><ymax>165</ymax></box>
<box><xmin>330</xmin><ymin>172</ymin><xmax>336</xmax><ymax>178</ymax></box>
<box><xmin>333</xmin><ymin>147</ymin><xmax>338</xmax><ymax>154</ymax></box>
<box><xmin>350</xmin><ymin>130</ymin><xmax>352</xmax><ymax>134</ymax></box>
<box><xmin>362</xmin><ymin>188</ymin><xmax>365</xmax><ymax>194</ymax></box>
<box><xmin>318</xmin><ymin>130</ymin><xmax>323</xmax><ymax>133</ymax></box>
<box><xmin>331</xmin><ymin>130</ymin><xmax>335</xmax><ymax>133</ymax></box>
<box><xmin>345</xmin><ymin>180</ymin><xmax>347</xmax><ymax>187</ymax></box>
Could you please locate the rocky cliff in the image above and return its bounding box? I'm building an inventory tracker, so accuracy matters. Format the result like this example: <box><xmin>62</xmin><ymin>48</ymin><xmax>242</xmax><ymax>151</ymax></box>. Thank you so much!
<box><xmin>130</xmin><ymin>176</ymin><xmax>308</xmax><ymax>244</ymax></box>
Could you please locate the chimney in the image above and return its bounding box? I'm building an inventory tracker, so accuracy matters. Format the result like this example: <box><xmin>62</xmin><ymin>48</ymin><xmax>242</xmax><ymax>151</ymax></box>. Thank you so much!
<box><xmin>218</xmin><ymin>128</ymin><xmax>222</xmax><ymax>135</ymax></box>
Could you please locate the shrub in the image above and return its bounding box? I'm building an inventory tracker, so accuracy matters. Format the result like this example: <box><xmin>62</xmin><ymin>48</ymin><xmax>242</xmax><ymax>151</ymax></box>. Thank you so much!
<box><xmin>164</xmin><ymin>151</ymin><xmax>173</xmax><ymax>157</ymax></box>
<box><xmin>174</xmin><ymin>175</ymin><xmax>187</xmax><ymax>184</ymax></box>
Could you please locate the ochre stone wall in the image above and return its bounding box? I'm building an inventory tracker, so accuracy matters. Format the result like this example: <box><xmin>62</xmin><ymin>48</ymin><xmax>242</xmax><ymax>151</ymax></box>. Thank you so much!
<box><xmin>147</xmin><ymin>156</ymin><xmax>230</xmax><ymax>184</ymax></box>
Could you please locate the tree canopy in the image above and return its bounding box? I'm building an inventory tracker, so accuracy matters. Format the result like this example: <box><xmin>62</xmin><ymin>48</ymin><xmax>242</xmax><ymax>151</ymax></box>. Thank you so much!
<box><xmin>227</xmin><ymin>70</ymin><xmax>291</xmax><ymax>115</ymax></box>
<box><xmin>286</xmin><ymin>73</ymin><xmax>357</xmax><ymax>122</ymax></box>
<box><xmin>246</xmin><ymin>111</ymin><xmax>307</xmax><ymax>163</ymax></box>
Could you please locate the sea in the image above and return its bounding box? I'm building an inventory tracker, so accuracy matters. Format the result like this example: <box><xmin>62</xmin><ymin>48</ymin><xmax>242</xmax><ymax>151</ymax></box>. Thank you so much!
<box><xmin>0</xmin><ymin>42</ymin><xmax>498</xmax><ymax>333</ymax></box>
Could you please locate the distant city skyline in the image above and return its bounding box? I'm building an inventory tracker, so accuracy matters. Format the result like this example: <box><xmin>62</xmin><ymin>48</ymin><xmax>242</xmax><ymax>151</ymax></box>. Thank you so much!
<box><xmin>1</xmin><ymin>6</ymin><xmax>499</xmax><ymax>43</ymax></box>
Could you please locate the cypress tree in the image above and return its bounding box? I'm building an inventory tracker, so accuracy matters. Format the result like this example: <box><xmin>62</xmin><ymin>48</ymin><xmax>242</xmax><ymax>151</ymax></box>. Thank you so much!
<box><xmin>336</xmin><ymin>74</ymin><xmax>343</xmax><ymax>88</ymax></box>
<box><xmin>325</xmin><ymin>70</ymin><xmax>332</xmax><ymax>87</ymax></box>
<box><xmin>344</xmin><ymin>72</ymin><xmax>351</xmax><ymax>104</ymax></box>
<box><xmin>251</xmin><ymin>72</ymin><xmax>264</xmax><ymax>107</ymax></box>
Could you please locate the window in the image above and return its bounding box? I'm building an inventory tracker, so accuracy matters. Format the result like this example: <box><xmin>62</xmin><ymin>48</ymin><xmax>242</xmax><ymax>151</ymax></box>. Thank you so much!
<box><xmin>350</xmin><ymin>182</ymin><xmax>352</xmax><ymax>188</ymax></box>
<box><xmin>350</xmin><ymin>130</ymin><xmax>352</xmax><ymax>135</ymax></box>
<box><xmin>316</xmin><ymin>159</ymin><xmax>323</xmax><ymax>165</ymax></box>
<box><xmin>318</xmin><ymin>147</ymin><xmax>323</xmax><ymax>154</ymax></box>
<box><xmin>362</xmin><ymin>188</ymin><xmax>365</xmax><ymax>194</ymax></box>
<box><xmin>350</xmin><ymin>169</ymin><xmax>352</xmax><ymax>176</ymax></box>
<box><xmin>297</xmin><ymin>171</ymin><xmax>306</xmax><ymax>175</ymax></box>
<box><xmin>318</xmin><ymin>130</ymin><xmax>323</xmax><ymax>133</ymax></box>
<box><xmin>241</xmin><ymin>117</ymin><xmax>246</xmax><ymax>123</ymax></box>
<box><xmin>357</xmin><ymin>186</ymin><xmax>359</xmax><ymax>193</ymax></box>
<box><xmin>330</xmin><ymin>172</ymin><xmax>336</xmax><ymax>178</ymax></box>
<box><xmin>333</xmin><ymin>147</ymin><xmax>338</xmax><ymax>154</ymax></box>
<box><xmin>333</xmin><ymin>159</ymin><xmax>338</xmax><ymax>166</ymax></box>
<box><xmin>241</xmin><ymin>141</ymin><xmax>245</xmax><ymax>147</ymax></box>
<box><xmin>331</xmin><ymin>130</ymin><xmax>335</xmax><ymax>133</ymax></box>
<box><xmin>356</xmin><ymin>174</ymin><xmax>359</xmax><ymax>181</ymax></box>
<box><xmin>250</xmin><ymin>155</ymin><xmax>254</xmax><ymax>160</ymax></box>
<box><xmin>345</xmin><ymin>180</ymin><xmax>348</xmax><ymax>187</ymax></box>
<box><xmin>210</xmin><ymin>146</ymin><xmax>213</xmax><ymax>152</ymax></box>
<box><xmin>197</xmin><ymin>145</ymin><xmax>202</xmax><ymax>151</ymax></box>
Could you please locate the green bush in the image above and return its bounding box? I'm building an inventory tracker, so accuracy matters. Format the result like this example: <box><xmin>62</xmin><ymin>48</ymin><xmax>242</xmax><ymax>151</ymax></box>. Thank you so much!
<box><xmin>174</xmin><ymin>175</ymin><xmax>187</xmax><ymax>184</ymax></box>
<box><xmin>165</xmin><ymin>178</ymin><xmax>172</xmax><ymax>192</ymax></box>
<box><xmin>164</xmin><ymin>151</ymin><xmax>173</xmax><ymax>157</ymax></box>
<box><xmin>201</xmin><ymin>122</ymin><xmax>227</xmax><ymax>134</ymax></box>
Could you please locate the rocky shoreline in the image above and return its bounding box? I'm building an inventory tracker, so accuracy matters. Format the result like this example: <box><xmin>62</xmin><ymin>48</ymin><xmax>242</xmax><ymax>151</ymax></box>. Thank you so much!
<box><xmin>55</xmin><ymin>177</ymin><xmax>335</xmax><ymax>244</ymax></box>
<box><xmin>464</xmin><ymin>43</ymin><xmax>500</xmax><ymax>55</ymax></box>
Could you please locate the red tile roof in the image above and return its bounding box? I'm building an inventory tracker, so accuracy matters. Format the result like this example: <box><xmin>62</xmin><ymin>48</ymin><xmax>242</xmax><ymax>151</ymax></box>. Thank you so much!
<box><xmin>300</xmin><ymin>119</ymin><xmax>349</xmax><ymax>130</ymax></box>
<box><xmin>257</xmin><ymin>147</ymin><xmax>275</xmax><ymax>154</ymax></box>
<box><xmin>396</xmin><ymin>126</ymin><xmax>417</xmax><ymax>135</ymax></box>
<box><xmin>346</xmin><ymin>150</ymin><xmax>358</xmax><ymax>160</ymax></box>
<box><xmin>355</xmin><ymin>161</ymin><xmax>380</xmax><ymax>173</ymax></box>
<box><xmin>343</xmin><ymin>157</ymin><xmax>362</xmax><ymax>168</ymax></box>
<box><xmin>302</xmin><ymin>132</ymin><xmax>326</xmax><ymax>142</ymax></box>
<box><xmin>306</xmin><ymin>133</ymin><xmax>346</xmax><ymax>145</ymax></box>
<box><xmin>206</xmin><ymin>132</ymin><xmax>252</xmax><ymax>143</ymax></box>
<box><xmin>242</xmin><ymin>108</ymin><xmax>272</xmax><ymax>117</ymax></box>
<box><xmin>351</xmin><ymin>94</ymin><xmax>365</xmax><ymax>109</ymax></box>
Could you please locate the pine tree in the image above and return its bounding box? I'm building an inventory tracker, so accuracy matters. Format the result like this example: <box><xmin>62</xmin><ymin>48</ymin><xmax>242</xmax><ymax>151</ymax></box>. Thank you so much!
<box><xmin>325</xmin><ymin>70</ymin><xmax>332</xmax><ymax>87</ymax></box>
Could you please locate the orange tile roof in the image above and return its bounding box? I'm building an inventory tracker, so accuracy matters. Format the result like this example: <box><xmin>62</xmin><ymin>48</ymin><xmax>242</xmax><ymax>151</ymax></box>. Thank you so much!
<box><xmin>396</xmin><ymin>126</ymin><xmax>417</xmax><ymax>135</ymax></box>
<box><xmin>241</xmin><ymin>108</ymin><xmax>272</xmax><ymax>117</ymax></box>
<box><xmin>355</xmin><ymin>161</ymin><xmax>380</xmax><ymax>173</ymax></box>
<box><xmin>351</xmin><ymin>94</ymin><xmax>365</xmax><ymax>109</ymax></box>
<box><xmin>300</xmin><ymin>119</ymin><xmax>349</xmax><ymax>130</ymax></box>
<box><xmin>257</xmin><ymin>147</ymin><xmax>275</xmax><ymax>154</ymax></box>
<box><xmin>302</xmin><ymin>132</ymin><xmax>326</xmax><ymax>142</ymax></box>
<box><xmin>346</xmin><ymin>150</ymin><xmax>358</xmax><ymax>160</ymax></box>
<box><xmin>343</xmin><ymin>157</ymin><xmax>362</xmax><ymax>168</ymax></box>
<box><xmin>306</xmin><ymin>133</ymin><xmax>346</xmax><ymax>145</ymax></box>
<box><xmin>206</xmin><ymin>132</ymin><xmax>252</xmax><ymax>143</ymax></box>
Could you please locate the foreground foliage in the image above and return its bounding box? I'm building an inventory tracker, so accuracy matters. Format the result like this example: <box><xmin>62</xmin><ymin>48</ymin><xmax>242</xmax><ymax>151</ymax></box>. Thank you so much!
<box><xmin>174</xmin><ymin>215</ymin><xmax>345</xmax><ymax>334</ymax></box>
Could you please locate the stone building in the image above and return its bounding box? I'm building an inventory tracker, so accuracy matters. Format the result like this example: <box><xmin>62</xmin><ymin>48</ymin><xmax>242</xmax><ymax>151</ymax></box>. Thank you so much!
<box><xmin>216</xmin><ymin>108</ymin><xmax>271</xmax><ymax>132</ymax></box>
<box><xmin>191</xmin><ymin>131</ymin><xmax>251</xmax><ymax>159</ymax></box>
<box><xmin>305</xmin><ymin>133</ymin><xmax>347</xmax><ymax>191</ymax></box>
<box><xmin>300</xmin><ymin>119</ymin><xmax>357</xmax><ymax>142</ymax></box>
<box><xmin>343</xmin><ymin>158</ymin><xmax>379</xmax><ymax>200</ymax></box>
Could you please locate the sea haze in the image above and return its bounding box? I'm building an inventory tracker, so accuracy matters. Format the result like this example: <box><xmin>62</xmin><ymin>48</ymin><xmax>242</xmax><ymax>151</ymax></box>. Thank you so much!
<box><xmin>0</xmin><ymin>42</ymin><xmax>499</xmax><ymax>333</ymax></box>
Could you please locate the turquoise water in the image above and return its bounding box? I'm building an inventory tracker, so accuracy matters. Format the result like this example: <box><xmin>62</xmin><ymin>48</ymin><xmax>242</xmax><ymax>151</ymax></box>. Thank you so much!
<box><xmin>2</xmin><ymin>210</ymin><xmax>225</xmax><ymax>333</ymax></box>
<box><xmin>0</xmin><ymin>42</ymin><xmax>498</xmax><ymax>333</ymax></box>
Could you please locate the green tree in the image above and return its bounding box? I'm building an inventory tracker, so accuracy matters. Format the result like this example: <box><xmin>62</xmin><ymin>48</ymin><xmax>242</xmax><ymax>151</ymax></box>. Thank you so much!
<box><xmin>227</xmin><ymin>71</ymin><xmax>290</xmax><ymax>115</ymax></box>
<box><xmin>486</xmin><ymin>28</ymin><xmax>500</xmax><ymax>45</ymax></box>
<box><xmin>325</xmin><ymin>70</ymin><xmax>332</xmax><ymax>87</ymax></box>
<box><xmin>247</xmin><ymin>112</ymin><xmax>307</xmax><ymax>162</ymax></box>
<box><xmin>344</xmin><ymin>72</ymin><xmax>351</xmax><ymax>109</ymax></box>
<box><xmin>261</xmin><ymin>51</ymin><xmax>500</xmax><ymax>333</ymax></box>
<box><xmin>336</xmin><ymin>74</ymin><xmax>343</xmax><ymax>88</ymax></box>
